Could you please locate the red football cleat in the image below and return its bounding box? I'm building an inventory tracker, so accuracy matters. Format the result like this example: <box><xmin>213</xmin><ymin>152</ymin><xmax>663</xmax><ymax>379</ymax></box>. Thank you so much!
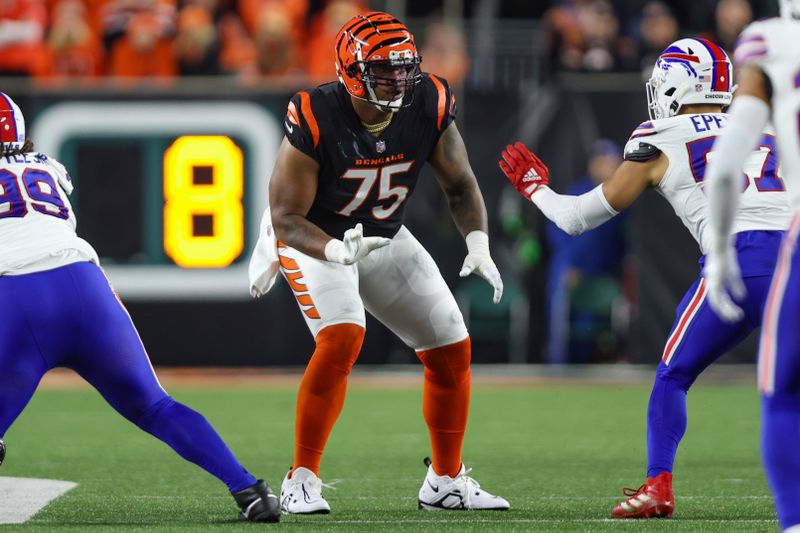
<box><xmin>611</xmin><ymin>472</ymin><xmax>674</xmax><ymax>519</ymax></box>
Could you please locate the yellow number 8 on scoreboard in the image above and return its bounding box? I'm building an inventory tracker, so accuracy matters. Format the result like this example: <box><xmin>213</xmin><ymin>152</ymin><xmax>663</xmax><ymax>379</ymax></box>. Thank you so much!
<box><xmin>163</xmin><ymin>136</ymin><xmax>244</xmax><ymax>268</ymax></box>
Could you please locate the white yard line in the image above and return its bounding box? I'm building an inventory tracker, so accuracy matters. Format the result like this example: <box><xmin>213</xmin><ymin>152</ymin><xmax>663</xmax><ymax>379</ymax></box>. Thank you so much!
<box><xmin>0</xmin><ymin>477</ymin><xmax>77</xmax><ymax>524</ymax></box>
<box><xmin>286</xmin><ymin>518</ymin><xmax>778</xmax><ymax>524</ymax></box>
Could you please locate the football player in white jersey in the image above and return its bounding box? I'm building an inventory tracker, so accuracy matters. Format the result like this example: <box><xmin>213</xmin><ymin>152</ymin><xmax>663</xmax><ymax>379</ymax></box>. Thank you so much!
<box><xmin>0</xmin><ymin>93</ymin><xmax>280</xmax><ymax>523</ymax></box>
<box><xmin>704</xmin><ymin>1</ymin><xmax>800</xmax><ymax>529</ymax></box>
<box><xmin>498</xmin><ymin>38</ymin><xmax>793</xmax><ymax>519</ymax></box>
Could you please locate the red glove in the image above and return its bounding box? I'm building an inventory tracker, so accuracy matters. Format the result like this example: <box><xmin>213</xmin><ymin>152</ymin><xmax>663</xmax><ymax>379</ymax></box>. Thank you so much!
<box><xmin>499</xmin><ymin>141</ymin><xmax>550</xmax><ymax>198</ymax></box>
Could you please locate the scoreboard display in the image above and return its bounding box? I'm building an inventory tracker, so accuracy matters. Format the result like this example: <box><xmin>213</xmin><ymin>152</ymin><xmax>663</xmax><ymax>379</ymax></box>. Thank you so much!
<box><xmin>31</xmin><ymin>101</ymin><xmax>283</xmax><ymax>300</ymax></box>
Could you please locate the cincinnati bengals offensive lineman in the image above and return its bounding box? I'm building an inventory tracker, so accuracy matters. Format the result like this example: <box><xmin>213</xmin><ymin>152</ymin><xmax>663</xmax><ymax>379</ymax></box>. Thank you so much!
<box><xmin>248</xmin><ymin>12</ymin><xmax>508</xmax><ymax>513</ymax></box>
<box><xmin>499</xmin><ymin>38</ymin><xmax>792</xmax><ymax>519</ymax></box>
<box><xmin>705</xmin><ymin>0</ymin><xmax>800</xmax><ymax>528</ymax></box>
<box><xmin>0</xmin><ymin>93</ymin><xmax>280</xmax><ymax>522</ymax></box>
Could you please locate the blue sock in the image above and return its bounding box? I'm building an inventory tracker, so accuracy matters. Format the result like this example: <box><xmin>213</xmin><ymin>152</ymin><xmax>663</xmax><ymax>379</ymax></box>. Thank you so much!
<box><xmin>646</xmin><ymin>373</ymin><xmax>689</xmax><ymax>477</ymax></box>
<box><xmin>137</xmin><ymin>397</ymin><xmax>257</xmax><ymax>493</ymax></box>
<box><xmin>762</xmin><ymin>395</ymin><xmax>800</xmax><ymax>530</ymax></box>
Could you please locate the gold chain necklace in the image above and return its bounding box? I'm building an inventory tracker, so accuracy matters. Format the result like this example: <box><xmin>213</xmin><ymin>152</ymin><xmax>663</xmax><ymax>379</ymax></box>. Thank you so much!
<box><xmin>360</xmin><ymin>113</ymin><xmax>393</xmax><ymax>134</ymax></box>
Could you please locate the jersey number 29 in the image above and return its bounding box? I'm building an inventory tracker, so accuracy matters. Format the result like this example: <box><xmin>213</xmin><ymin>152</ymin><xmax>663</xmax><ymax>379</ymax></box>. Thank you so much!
<box><xmin>0</xmin><ymin>168</ymin><xmax>69</xmax><ymax>220</ymax></box>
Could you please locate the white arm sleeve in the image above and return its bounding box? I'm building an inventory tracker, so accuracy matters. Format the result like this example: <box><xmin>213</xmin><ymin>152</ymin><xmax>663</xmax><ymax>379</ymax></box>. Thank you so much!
<box><xmin>530</xmin><ymin>183</ymin><xmax>618</xmax><ymax>236</ymax></box>
<box><xmin>705</xmin><ymin>95</ymin><xmax>770</xmax><ymax>253</ymax></box>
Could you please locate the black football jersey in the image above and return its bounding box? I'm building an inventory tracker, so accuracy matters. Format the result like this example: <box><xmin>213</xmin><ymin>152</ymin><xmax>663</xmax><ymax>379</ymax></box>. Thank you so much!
<box><xmin>283</xmin><ymin>73</ymin><xmax>456</xmax><ymax>239</ymax></box>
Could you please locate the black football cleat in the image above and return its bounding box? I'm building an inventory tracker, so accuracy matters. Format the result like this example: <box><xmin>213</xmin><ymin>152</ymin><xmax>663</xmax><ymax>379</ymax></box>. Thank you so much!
<box><xmin>232</xmin><ymin>479</ymin><xmax>280</xmax><ymax>523</ymax></box>
<box><xmin>0</xmin><ymin>439</ymin><xmax>5</xmax><ymax>466</ymax></box>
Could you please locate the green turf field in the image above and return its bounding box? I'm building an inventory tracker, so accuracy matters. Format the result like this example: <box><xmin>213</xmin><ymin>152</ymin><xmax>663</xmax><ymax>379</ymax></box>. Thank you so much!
<box><xmin>0</xmin><ymin>380</ymin><xmax>777</xmax><ymax>531</ymax></box>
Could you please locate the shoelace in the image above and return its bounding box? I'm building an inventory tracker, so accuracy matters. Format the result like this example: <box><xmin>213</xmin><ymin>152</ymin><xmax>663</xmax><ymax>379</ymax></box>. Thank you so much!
<box><xmin>621</xmin><ymin>484</ymin><xmax>647</xmax><ymax>498</ymax></box>
<box><xmin>451</xmin><ymin>467</ymin><xmax>482</xmax><ymax>508</ymax></box>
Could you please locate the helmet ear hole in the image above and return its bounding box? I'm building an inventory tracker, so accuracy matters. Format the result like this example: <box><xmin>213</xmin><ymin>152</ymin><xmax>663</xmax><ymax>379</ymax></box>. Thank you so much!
<box><xmin>664</xmin><ymin>87</ymin><xmax>676</xmax><ymax>96</ymax></box>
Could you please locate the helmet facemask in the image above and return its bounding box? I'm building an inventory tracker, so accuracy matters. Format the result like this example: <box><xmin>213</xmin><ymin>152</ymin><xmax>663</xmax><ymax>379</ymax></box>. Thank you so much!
<box><xmin>348</xmin><ymin>51</ymin><xmax>422</xmax><ymax>113</ymax></box>
<box><xmin>646</xmin><ymin>66</ymin><xmax>690</xmax><ymax>120</ymax></box>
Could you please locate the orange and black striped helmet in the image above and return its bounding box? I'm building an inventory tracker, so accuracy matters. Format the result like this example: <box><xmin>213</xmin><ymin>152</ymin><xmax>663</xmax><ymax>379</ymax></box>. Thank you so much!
<box><xmin>334</xmin><ymin>11</ymin><xmax>423</xmax><ymax>112</ymax></box>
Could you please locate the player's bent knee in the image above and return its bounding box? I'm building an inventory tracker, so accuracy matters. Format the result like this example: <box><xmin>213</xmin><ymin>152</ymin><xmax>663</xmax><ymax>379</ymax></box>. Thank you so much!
<box><xmin>313</xmin><ymin>323</ymin><xmax>366</xmax><ymax>372</ymax></box>
<box><xmin>655</xmin><ymin>364</ymin><xmax>698</xmax><ymax>392</ymax></box>
<box><xmin>417</xmin><ymin>337</ymin><xmax>471</xmax><ymax>387</ymax></box>
<box><xmin>131</xmin><ymin>395</ymin><xmax>177</xmax><ymax>429</ymax></box>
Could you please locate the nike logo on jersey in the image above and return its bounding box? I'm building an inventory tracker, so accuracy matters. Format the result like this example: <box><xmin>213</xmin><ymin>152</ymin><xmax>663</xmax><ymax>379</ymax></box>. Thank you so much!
<box><xmin>427</xmin><ymin>479</ymin><xmax>440</xmax><ymax>493</ymax></box>
<box><xmin>284</xmin><ymin>121</ymin><xmax>294</xmax><ymax>133</ymax></box>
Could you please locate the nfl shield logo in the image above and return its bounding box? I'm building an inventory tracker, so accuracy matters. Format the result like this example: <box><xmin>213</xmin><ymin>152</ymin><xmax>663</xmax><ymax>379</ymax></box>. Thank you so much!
<box><xmin>375</xmin><ymin>140</ymin><xmax>386</xmax><ymax>153</ymax></box>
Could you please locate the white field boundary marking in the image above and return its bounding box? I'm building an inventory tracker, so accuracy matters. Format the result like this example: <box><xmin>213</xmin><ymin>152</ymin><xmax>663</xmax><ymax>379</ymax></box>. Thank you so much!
<box><xmin>0</xmin><ymin>477</ymin><xmax>77</xmax><ymax>524</ymax></box>
<box><xmin>132</xmin><ymin>494</ymin><xmax>774</xmax><ymax>501</ymax></box>
<box><xmin>282</xmin><ymin>519</ymin><xmax>778</xmax><ymax>525</ymax></box>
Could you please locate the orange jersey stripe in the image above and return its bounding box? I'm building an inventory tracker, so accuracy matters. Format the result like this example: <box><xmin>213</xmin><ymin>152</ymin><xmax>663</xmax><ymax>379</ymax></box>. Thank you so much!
<box><xmin>285</xmin><ymin>270</ymin><xmax>308</xmax><ymax>292</ymax></box>
<box><xmin>428</xmin><ymin>74</ymin><xmax>447</xmax><ymax>131</ymax></box>
<box><xmin>296</xmin><ymin>293</ymin><xmax>314</xmax><ymax>306</ymax></box>
<box><xmin>299</xmin><ymin>91</ymin><xmax>320</xmax><ymax>149</ymax></box>
<box><xmin>279</xmin><ymin>255</ymin><xmax>299</xmax><ymax>270</ymax></box>
<box><xmin>303</xmin><ymin>307</ymin><xmax>321</xmax><ymax>319</ymax></box>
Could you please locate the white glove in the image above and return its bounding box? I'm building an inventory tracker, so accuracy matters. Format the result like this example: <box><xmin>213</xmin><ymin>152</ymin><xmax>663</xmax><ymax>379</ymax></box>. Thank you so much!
<box><xmin>703</xmin><ymin>244</ymin><xmax>746</xmax><ymax>323</ymax></box>
<box><xmin>459</xmin><ymin>230</ymin><xmax>503</xmax><ymax>304</ymax></box>
<box><xmin>324</xmin><ymin>223</ymin><xmax>391</xmax><ymax>265</ymax></box>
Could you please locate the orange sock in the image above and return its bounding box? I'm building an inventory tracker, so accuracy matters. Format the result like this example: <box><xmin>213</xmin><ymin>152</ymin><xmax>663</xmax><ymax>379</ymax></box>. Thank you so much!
<box><xmin>416</xmin><ymin>337</ymin><xmax>471</xmax><ymax>478</ymax></box>
<box><xmin>293</xmin><ymin>323</ymin><xmax>365</xmax><ymax>476</ymax></box>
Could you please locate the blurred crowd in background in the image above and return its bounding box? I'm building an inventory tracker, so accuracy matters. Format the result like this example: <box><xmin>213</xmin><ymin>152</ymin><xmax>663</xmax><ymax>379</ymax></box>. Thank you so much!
<box><xmin>0</xmin><ymin>0</ymin><xmax>777</xmax><ymax>84</ymax></box>
<box><xmin>1</xmin><ymin>0</ymin><xmax>376</xmax><ymax>82</ymax></box>
<box><xmin>545</xmin><ymin>0</ymin><xmax>775</xmax><ymax>75</ymax></box>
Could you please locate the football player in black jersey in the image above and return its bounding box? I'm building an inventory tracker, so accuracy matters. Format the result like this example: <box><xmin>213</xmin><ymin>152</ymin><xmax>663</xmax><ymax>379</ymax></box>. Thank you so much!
<box><xmin>253</xmin><ymin>11</ymin><xmax>509</xmax><ymax>513</ymax></box>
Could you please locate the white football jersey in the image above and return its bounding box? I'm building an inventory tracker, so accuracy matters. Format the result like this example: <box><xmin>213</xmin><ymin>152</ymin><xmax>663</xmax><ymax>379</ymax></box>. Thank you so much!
<box><xmin>0</xmin><ymin>152</ymin><xmax>98</xmax><ymax>275</ymax></box>
<box><xmin>624</xmin><ymin>113</ymin><xmax>792</xmax><ymax>254</ymax></box>
<box><xmin>734</xmin><ymin>18</ymin><xmax>800</xmax><ymax>211</ymax></box>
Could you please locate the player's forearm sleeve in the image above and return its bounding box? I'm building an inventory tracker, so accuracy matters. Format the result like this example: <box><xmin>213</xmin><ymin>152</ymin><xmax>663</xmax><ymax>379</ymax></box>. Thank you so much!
<box><xmin>531</xmin><ymin>184</ymin><xmax>618</xmax><ymax>236</ymax></box>
<box><xmin>705</xmin><ymin>95</ymin><xmax>770</xmax><ymax>253</ymax></box>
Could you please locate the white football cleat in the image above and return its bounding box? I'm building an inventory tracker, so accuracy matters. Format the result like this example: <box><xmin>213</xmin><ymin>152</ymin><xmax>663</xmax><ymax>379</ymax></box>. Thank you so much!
<box><xmin>418</xmin><ymin>458</ymin><xmax>510</xmax><ymax>511</ymax></box>
<box><xmin>280</xmin><ymin>467</ymin><xmax>331</xmax><ymax>514</ymax></box>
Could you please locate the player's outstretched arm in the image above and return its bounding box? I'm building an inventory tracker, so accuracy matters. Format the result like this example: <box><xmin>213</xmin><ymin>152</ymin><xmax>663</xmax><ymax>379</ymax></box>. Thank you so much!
<box><xmin>428</xmin><ymin>122</ymin><xmax>503</xmax><ymax>303</ymax></box>
<box><xmin>704</xmin><ymin>66</ymin><xmax>772</xmax><ymax>322</ymax></box>
<box><xmin>499</xmin><ymin>141</ymin><xmax>663</xmax><ymax>235</ymax></box>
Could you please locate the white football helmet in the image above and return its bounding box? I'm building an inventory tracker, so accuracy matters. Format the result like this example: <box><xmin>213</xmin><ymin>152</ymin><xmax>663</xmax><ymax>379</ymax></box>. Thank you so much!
<box><xmin>0</xmin><ymin>93</ymin><xmax>25</xmax><ymax>149</ymax></box>
<box><xmin>780</xmin><ymin>0</ymin><xmax>800</xmax><ymax>19</ymax></box>
<box><xmin>646</xmin><ymin>38</ymin><xmax>733</xmax><ymax>120</ymax></box>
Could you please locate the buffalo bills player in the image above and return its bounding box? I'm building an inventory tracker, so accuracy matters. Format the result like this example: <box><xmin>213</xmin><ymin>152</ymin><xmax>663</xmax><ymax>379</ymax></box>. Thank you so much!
<box><xmin>248</xmin><ymin>11</ymin><xmax>508</xmax><ymax>514</ymax></box>
<box><xmin>704</xmin><ymin>0</ymin><xmax>800</xmax><ymax>529</ymax></box>
<box><xmin>0</xmin><ymin>93</ymin><xmax>279</xmax><ymax>523</ymax></box>
<box><xmin>499</xmin><ymin>38</ymin><xmax>792</xmax><ymax>519</ymax></box>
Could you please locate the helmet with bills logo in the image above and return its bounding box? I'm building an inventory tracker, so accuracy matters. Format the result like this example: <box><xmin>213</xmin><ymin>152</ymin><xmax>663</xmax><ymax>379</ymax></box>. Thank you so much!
<box><xmin>780</xmin><ymin>0</ymin><xmax>800</xmax><ymax>19</ymax></box>
<box><xmin>334</xmin><ymin>11</ymin><xmax>423</xmax><ymax>113</ymax></box>
<box><xmin>0</xmin><ymin>93</ymin><xmax>25</xmax><ymax>149</ymax></box>
<box><xmin>646</xmin><ymin>38</ymin><xmax>733</xmax><ymax>120</ymax></box>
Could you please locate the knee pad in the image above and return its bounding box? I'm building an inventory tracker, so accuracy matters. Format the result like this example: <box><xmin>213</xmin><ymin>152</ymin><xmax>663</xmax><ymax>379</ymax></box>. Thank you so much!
<box><xmin>417</xmin><ymin>337</ymin><xmax>471</xmax><ymax>388</ymax></box>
